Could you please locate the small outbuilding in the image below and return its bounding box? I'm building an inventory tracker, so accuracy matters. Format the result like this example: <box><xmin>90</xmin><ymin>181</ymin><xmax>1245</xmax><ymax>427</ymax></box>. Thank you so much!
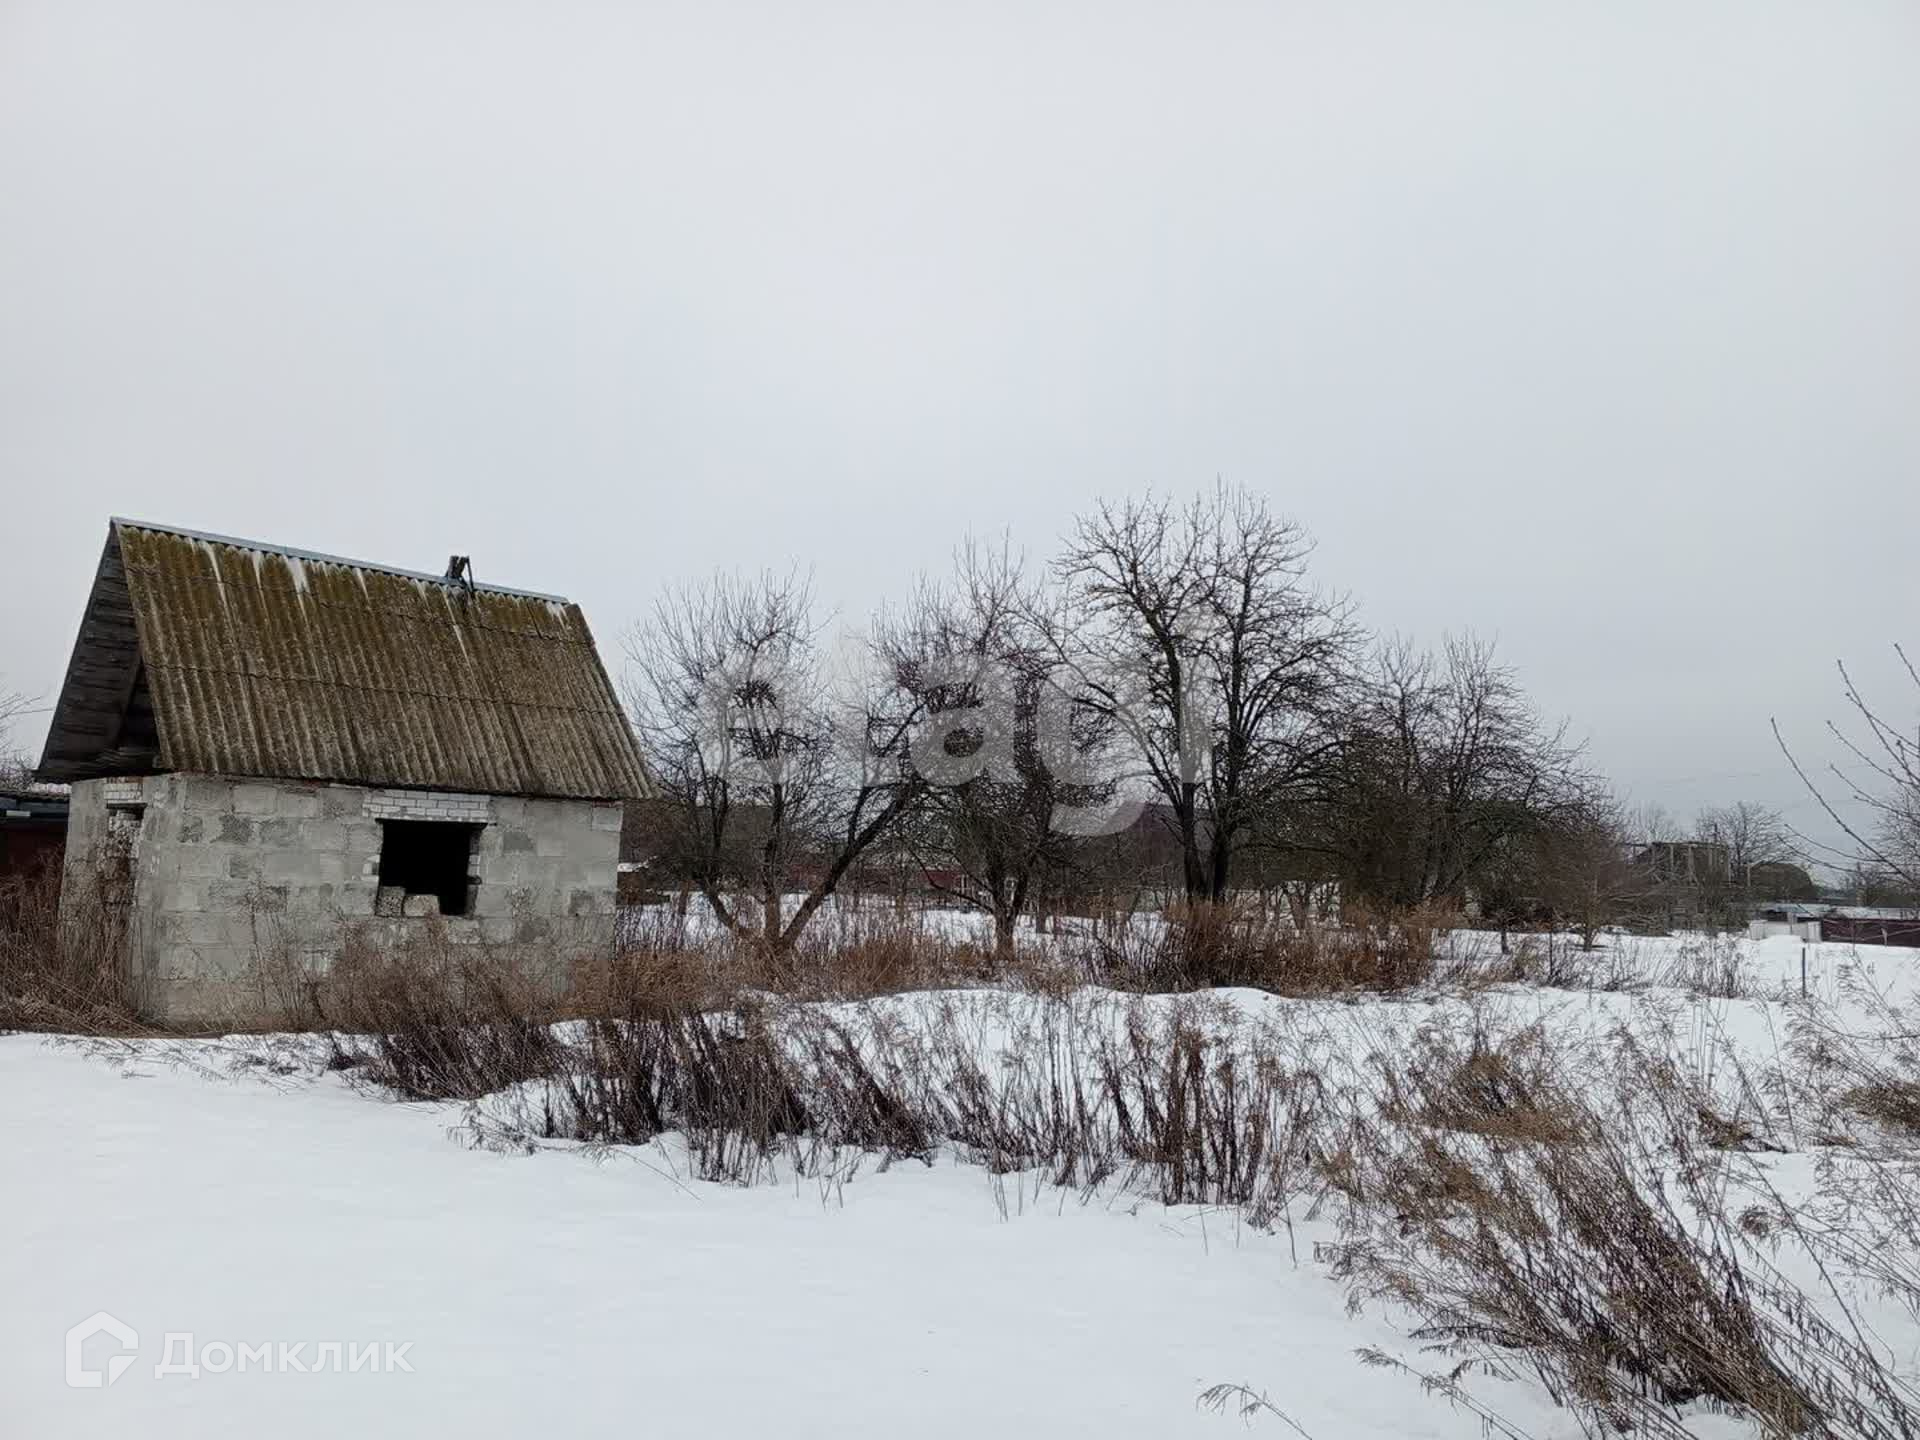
<box><xmin>37</xmin><ymin>519</ymin><xmax>649</xmax><ymax>1024</ymax></box>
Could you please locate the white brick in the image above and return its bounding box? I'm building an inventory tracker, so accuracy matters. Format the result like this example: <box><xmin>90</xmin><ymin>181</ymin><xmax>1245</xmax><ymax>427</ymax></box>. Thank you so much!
<box><xmin>103</xmin><ymin>779</ymin><xmax>145</xmax><ymax>807</ymax></box>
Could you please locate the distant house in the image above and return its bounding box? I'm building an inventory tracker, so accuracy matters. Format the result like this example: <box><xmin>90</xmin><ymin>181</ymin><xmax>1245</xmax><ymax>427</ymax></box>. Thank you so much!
<box><xmin>1631</xmin><ymin>839</ymin><xmax>1817</xmax><ymax>925</ymax></box>
<box><xmin>36</xmin><ymin>519</ymin><xmax>649</xmax><ymax>1024</ymax></box>
<box><xmin>1745</xmin><ymin>903</ymin><xmax>1827</xmax><ymax>942</ymax></box>
<box><xmin>1633</xmin><ymin>840</ymin><xmax>1730</xmax><ymax>888</ymax></box>
<box><xmin>1749</xmin><ymin>903</ymin><xmax>1920</xmax><ymax>947</ymax></box>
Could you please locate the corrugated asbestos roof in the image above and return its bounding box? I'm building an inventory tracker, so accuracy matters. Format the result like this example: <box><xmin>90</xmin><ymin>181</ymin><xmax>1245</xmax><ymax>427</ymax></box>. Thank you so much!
<box><xmin>37</xmin><ymin>520</ymin><xmax>650</xmax><ymax>800</ymax></box>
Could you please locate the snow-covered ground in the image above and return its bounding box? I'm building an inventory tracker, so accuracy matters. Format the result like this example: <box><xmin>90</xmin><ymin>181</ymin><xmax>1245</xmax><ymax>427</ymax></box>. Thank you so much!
<box><xmin>4</xmin><ymin>1033</ymin><xmax>1480</xmax><ymax>1439</ymax></box>
<box><xmin>5</xmin><ymin>928</ymin><xmax>1917</xmax><ymax>1438</ymax></box>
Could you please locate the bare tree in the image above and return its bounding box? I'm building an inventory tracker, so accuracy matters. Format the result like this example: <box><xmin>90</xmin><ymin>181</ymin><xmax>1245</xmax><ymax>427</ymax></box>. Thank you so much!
<box><xmin>624</xmin><ymin>571</ymin><xmax>925</xmax><ymax>952</ymax></box>
<box><xmin>1626</xmin><ymin>802</ymin><xmax>1680</xmax><ymax>847</ymax></box>
<box><xmin>1532</xmin><ymin>799</ymin><xmax>1647</xmax><ymax>950</ymax></box>
<box><xmin>1839</xmin><ymin>861</ymin><xmax>1920</xmax><ymax>909</ymax></box>
<box><xmin>1302</xmin><ymin>634</ymin><xmax>1598</xmax><ymax>912</ymax></box>
<box><xmin>1690</xmin><ymin>801</ymin><xmax>1798</xmax><ymax>913</ymax></box>
<box><xmin>877</xmin><ymin>540</ymin><xmax>1089</xmax><ymax>957</ymax></box>
<box><xmin>1693</xmin><ymin>802</ymin><xmax>1791</xmax><ymax>881</ymax></box>
<box><xmin>0</xmin><ymin>684</ymin><xmax>34</xmax><ymax>788</ymax></box>
<box><xmin>1052</xmin><ymin>484</ymin><xmax>1357</xmax><ymax>903</ymax></box>
<box><xmin>1775</xmin><ymin>645</ymin><xmax>1920</xmax><ymax>893</ymax></box>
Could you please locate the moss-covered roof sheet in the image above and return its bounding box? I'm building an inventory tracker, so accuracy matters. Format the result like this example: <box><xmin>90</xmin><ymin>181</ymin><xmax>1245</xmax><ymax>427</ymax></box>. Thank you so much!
<box><xmin>37</xmin><ymin>520</ymin><xmax>649</xmax><ymax>800</ymax></box>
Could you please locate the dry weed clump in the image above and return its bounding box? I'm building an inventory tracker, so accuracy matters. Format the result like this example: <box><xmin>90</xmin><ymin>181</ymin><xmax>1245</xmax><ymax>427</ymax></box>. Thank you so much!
<box><xmin>460</xmin><ymin>989</ymin><xmax>1335</xmax><ymax>1216</ymax></box>
<box><xmin>1320</xmin><ymin>1020</ymin><xmax>1920</xmax><ymax>1440</ymax></box>
<box><xmin>317</xmin><ymin>924</ymin><xmax>561</xmax><ymax>1100</ymax></box>
<box><xmin>0</xmin><ymin>862</ymin><xmax>142</xmax><ymax>1033</ymax></box>
<box><xmin>1086</xmin><ymin>899</ymin><xmax>1459</xmax><ymax>995</ymax></box>
<box><xmin>566</xmin><ymin>941</ymin><xmax>746</xmax><ymax>1021</ymax></box>
<box><xmin>1455</xmin><ymin>929</ymin><xmax>1775</xmax><ymax>1002</ymax></box>
<box><xmin>1843</xmin><ymin>1081</ymin><xmax>1920</xmax><ymax>1135</ymax></box>
<box><xmin>1386</xmin><ymin>1023</ymin><xmax>1589</xmax><ymax>1146</ymax></box>
<box><xmin>585</xmin><ymin>906</ymin><xmax>1006</xmax><ymax>1011</ymax></box>
<box><xmin>1658</xmin><ymin>932</ymin><xmax>1754</xmax><ymax>998</ymax></box>
<box><xmin>1789</xmin><ymin>974</ymin><xmax>1920</xmax><ymax>1143</ymax></box>
<box><xmin>764</xmin><ymin>910</ymin><xmax>999</xmax><ymax>999</ymax></box>
<box><xmin>530</xmin><ymin>1002</ymin><xmax>941</xmax><ymax>1185</ymax></box>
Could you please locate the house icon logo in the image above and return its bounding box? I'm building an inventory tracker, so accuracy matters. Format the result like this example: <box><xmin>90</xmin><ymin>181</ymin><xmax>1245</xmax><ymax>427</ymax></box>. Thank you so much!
<box><xmin>65</xmin><ymin>1311</ymin><xmax>139</xmax><ymax>1388</ymax></box>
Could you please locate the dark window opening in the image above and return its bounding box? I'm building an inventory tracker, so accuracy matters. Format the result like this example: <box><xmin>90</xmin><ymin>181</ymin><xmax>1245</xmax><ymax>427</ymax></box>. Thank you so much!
<box><xmin>377</xmin><ymin>821</ymin><xmax>479</xmax><ymax>917</ymax></box>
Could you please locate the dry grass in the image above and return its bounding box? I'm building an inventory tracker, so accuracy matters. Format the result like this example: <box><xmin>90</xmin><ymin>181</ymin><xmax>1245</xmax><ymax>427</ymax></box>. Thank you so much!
<box><xmin>311</xmin><ymin>925</ymin><xmax>563</xmax><ymax>1100</ymax></box>
<box><xmin>1316</xmin><ymin>1016</ymin><xmax>1920</xmax><ymax>1440</ymax></box>
<box><xmin>1388</xmin><ymin>1023</ymin><xmax>1588</xmax><ymax>1145</ymax></box>
<box><xmin>1843</xmin><ymin>1081</ymin><xmax>1920</xmax><ymax>1135</ymax></box>
<box><xmin>0</xmin><ymin>862</ymin><xmax>142</xmax><ymax>1033</ymax></box>
<box><xmin>1659</xmin><ymin>931</ymin><xmax>1756</xmax><ymax>998</ymax></box>
<box><xmin>1079</xmin><ymin>898</ymin><xmax>1459</xmax><ymax>994</ymax></box>
<box><xmin>436</xmin><ymin>979</ymin><xmax>1332</xmax><ymax>1212</ymax></box>
<box><xmin>346</xmin><ymin>965</ymin><xmax>1920</xmax><ymax>1439</ymax></box>
<box><xmin>1787</xmin><ymin>974</ymin><xmax>1920</xmax><ymax>1146</ymax></box>
<box><xmin>587</xmin><ymin>906</ymin><xmax>1007</xmax><ymax>1009</ymax></box>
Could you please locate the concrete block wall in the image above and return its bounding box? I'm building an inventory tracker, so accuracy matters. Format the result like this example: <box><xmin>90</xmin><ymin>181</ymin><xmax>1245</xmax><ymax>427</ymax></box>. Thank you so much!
<box><xmin>60</xmin><ymin>778</ymin><xmax>114</xmax><ymax>882</ymax></box>
<box><xmin>60</xmin><ymin>775</ymin><xmax>149</xmax><ymax>970</ymax></box>
<box><xmin>60</xmin><ymin>773</ymin><xmax>623</xmax><ymax>1026</ymax></box>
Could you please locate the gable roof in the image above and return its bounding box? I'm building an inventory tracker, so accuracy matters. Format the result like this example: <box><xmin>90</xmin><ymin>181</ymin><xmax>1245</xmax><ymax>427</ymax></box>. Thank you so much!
<box><xmin>37</xmin><ymin>519</ymin><xmax>649</xmax><ymax>800</ymax></box>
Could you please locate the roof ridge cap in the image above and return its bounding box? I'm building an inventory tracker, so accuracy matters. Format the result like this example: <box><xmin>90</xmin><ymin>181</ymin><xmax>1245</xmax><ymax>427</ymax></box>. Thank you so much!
<box><xmin>109</xmin><ymin>517</ymin><xmax>572</xmax><ymax>604</ymax></box>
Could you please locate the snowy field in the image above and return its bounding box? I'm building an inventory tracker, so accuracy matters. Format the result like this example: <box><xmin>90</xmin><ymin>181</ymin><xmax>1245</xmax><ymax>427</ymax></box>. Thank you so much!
<box><xmin>6</xmin><ymin>929</ymin><xmax>1919</xmax><ymax>1439</ymax></box>
<box><xmin>4</xmin><ymin>1034</ymin><xmax>1455</xmax><ymax>1439</ymax></box>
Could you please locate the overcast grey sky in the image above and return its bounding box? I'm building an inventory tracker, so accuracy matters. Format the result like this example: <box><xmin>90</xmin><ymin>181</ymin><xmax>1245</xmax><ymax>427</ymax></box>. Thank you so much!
<box><xmin>2</xmin><ymin>2</ymin><xmax>1915</xmax><ymax>857</ymax></box>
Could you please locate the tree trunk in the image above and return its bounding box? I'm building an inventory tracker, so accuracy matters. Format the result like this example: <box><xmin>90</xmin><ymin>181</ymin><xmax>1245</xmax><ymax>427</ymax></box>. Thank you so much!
<box><xmin>993</xmin><ymin>908</ymin><xmax>1017</xmax><ymax>962</ymax></box>
<box><xmin>1207</xmin><ymin>828</ymin><xmax>1233</xmax><ymax>903</ymax></box>
<box><xmin>1178</xmin><ymin>783</ymin><xmax>1207</xmax><ymax>900</ymax></box>
<box><xmin>760</xmin><ymin>782</ymin><xmax>787</xmax><ymax>949</ymax></box>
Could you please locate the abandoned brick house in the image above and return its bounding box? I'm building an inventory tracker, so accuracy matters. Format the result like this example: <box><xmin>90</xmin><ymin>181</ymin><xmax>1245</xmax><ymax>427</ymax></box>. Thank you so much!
<box><xmin>37</xmin><ymin>519</ymin><xmax>650</xmax><ymax>1023</ymax></box>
